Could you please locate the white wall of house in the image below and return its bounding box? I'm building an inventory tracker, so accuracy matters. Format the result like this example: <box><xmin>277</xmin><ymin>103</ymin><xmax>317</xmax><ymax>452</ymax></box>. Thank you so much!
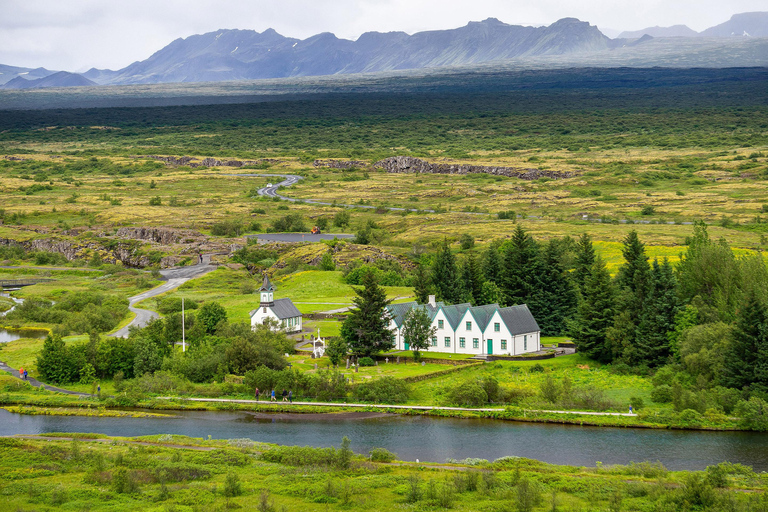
<box><xmin>455</xmin><ymin>309</ymin><xmax>485</xmax><ymax>355</ymax></box>
<box><xmin>511</xmin><ymin>331</ymin><xmax>539</xmax><ymax>355</ymax></box>
<box><xmin>483</xmin><ymin>311</ymin><xmax>514</xmax><ymax>355</ymax></box>
<box><xmin>427</xmin><ymin>308</ymin><xmax>453</xmax><ymax>353</ymax></box>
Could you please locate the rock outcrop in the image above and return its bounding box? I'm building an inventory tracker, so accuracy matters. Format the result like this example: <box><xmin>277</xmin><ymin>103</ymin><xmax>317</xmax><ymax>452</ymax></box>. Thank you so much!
<box><xmin>115</xmin><ymin>227</ymin><xmax>203</xmax><ymax>245</ymax></box>
<box><xmin>146</xmin><ymin>155</ymin><xmax>282</xmax><ymax>168</ymax></box>
<box><xmin>373</xmin><ymin>156</ymin><xmax>577</xmax><ymax>180</ymax></box>
<box><xmin>313</xmin><ymin>160</ymin><xmax>367</xmax><ymax>169</ymax></box>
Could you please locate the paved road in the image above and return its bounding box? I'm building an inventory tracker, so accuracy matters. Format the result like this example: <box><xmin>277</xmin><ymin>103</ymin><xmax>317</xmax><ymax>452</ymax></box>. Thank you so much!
<box><xmin>109</xmin><ymin>256</ymin><xmax>217</xmax><ymax>338</ymax></box>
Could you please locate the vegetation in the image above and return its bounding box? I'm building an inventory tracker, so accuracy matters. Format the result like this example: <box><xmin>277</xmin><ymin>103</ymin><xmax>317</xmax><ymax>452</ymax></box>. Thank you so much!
<box><xmin>0</xmin><ymin>433</ymin><xmax>766</xmax><ymax>511</ymax></box>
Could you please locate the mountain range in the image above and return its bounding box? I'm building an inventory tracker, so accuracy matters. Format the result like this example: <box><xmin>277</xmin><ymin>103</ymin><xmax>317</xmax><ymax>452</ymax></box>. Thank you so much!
<box><xmin>1</xmin><ymin>12</ymin><xmax>767</xmax><ymax>89</ymax></box>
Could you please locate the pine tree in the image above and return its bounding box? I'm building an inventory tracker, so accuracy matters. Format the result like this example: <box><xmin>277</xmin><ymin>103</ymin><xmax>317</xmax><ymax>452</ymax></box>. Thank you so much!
<box><xmin>501</xmin><ymin>225</ymin><xmax>539</xmax><ymax>307</ymax></box>
<box><xmin>569</xmin><ymin>256</ymin><xmax>615</xmax><ymax>363</ymax></box>
<box><xmin>342</xmin><ymin>270</ymin><xmax>394</xmax><ymax>357</ymax></box>
<box><xmin>572</xmin><ymin>233</ymin><xmax>595</xmax><ymax>294</ymax></box>
<box><xmin>431</xmin><ymin>239</ymin><xmax>463</xmax><ymax>304</ymax></box>
<box><xmin>482</xmin><ymin>241</ymin><xmax>502</xmax><ymax>285</ymax></box>
<box><xmin>723</xmin><ymin>290</ymin><xmax>767</xmax><ymax>390</ymax></box>
<box><xmin>635</xmin><ymin>258</ymin><xmax>680</xmax><ymax>367</ymax></box>
<box><xmin>412</xmin><ymin>263</ymin><xmax>432</xmax><ymax>304</ymax></box>
<box><xmin>610</xmin><ymin>230</ymin><xmax>651</xmax><ymax>364</ymax></box>
<box><xmin>460</xmin><ymin>253</ymin><xmax>483</xmax><ymax>305</ymax></box>
<box><xmin>533</xmin><ymin>240</ymin><xmax>577</xmax><ymax>335</ymax></box>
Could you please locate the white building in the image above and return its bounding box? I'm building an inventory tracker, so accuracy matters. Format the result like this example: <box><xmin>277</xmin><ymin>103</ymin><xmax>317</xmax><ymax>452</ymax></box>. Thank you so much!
<box><xmin>249</xmin><ymin>275</ymin><xmax>303</xmax><ymax>333</ymax></box>
<box><xmin>386</xmin><ymin>295</ymin><xmax>540</xmax><ymax>356</ymax></box>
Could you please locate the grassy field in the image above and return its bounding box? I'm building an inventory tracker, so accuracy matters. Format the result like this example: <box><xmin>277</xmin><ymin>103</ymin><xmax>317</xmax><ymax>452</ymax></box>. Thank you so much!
<box><xmin>1</xmin><ymin>432</ymin><xmax>765</xmax><ymax>512</ymax></box>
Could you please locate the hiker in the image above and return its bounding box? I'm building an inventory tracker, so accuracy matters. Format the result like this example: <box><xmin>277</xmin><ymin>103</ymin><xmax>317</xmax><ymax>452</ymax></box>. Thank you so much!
<box><xmin>270</xmin><ymin>389</ymin><xmax>276</xmax><ymax>402</ymax></box>
<box><xmin>97</xmin><ymin>384</ymin><xmax>101</xmax><ymax>395</ymax></box>
<box><xmin>198</xmin><ymin>252</ymin><xmax>203</xmax><ymax>264</ymax></box>
<box><xmin>282</xmin><ymin>389</ymin><xmax>288</xmax><ymax>402</ymax></box>
<box><xmin>288</xmin><ymin>390</ymin><xmax>293</xmax><ymax>403</ymax></box>
<box><xmin>255</xmin><ymin>387</ymin><xmax>260</xmax><ymax>401</ymax></box>
<box><xmin>23</xmin><ymin>369</ymin><xmax>28</xmax><ymax>381</ymax></box>
<box><xmin>629</xmin><ymin>404</ymin><xmax>633</xmax><ymax>414</ymax></box>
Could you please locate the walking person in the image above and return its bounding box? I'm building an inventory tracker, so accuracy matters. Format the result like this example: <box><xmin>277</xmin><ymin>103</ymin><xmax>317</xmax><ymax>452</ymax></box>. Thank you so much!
<box><xmin>629</xmin><ymin>404</ymin><xmax>633</xmax><ymax>414</ymax></box>
<box><xmin>255</xmin><ymin>387</ymin><xmax>260</xmax><ymax>401</ymax></box>
<box><xmin>23</xmin><ymin>369</ymin><xmax>28</xmax><ymax>381</ymax></box>
<box><xmin>270</xmin><ymin>389</ymin><xmax>276</xmax><ymax>402</ymax></box>
<box><xmin>19</xmin><ymin>367</ymin><xmax>24</xmax><ymax>380</ymax></box>
<box><xmin>288</xmin><ymin>390</ymin><xmax>293</xmax><ymax>403</ymax></box>
<box><xmin>282</xmin><ymin>389</ymin><xmax>288</xmax><ymax>402</ymax></box>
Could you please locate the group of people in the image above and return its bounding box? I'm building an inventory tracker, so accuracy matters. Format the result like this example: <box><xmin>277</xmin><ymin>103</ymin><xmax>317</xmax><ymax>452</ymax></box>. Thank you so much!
<box><xmin>254</xmin><ymin>387</ymin><xmax>292</xmax><ymax>403</ymax></box>
<box><xmin>18</xmin><ymin>367</ymin><xmax>28</xmax><ymax>380</ymax></box>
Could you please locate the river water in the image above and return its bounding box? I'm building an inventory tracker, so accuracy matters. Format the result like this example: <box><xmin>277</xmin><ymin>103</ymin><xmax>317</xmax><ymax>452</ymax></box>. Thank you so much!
<box><xmin>2</xmin><ymin>409</ymin><xmax>767</xmax><ymax>471</ymax></box>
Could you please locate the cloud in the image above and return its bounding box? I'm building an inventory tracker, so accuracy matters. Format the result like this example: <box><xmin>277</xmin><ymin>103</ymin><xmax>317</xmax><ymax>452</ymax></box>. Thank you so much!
<box><xmin>0</xmin><ymin>0</ymin><xmax>765</xmax><ymax>71</ymax></box>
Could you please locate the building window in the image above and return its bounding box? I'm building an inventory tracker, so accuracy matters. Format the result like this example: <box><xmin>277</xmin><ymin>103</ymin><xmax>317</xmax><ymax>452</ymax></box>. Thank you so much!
<box><xmin>431</xmin><ymin>336</ymin><xmax>437</xmax><ymax>347</ymax></box>
<box><xmin>524</xmin><ymin>335</ymin><xmax>528</xmax><ymax>351</ymax></box>
<box><xmin>494</xmin><ymin>322</ymin><xmax>500</xmax><ymax>332</ymax></box>
<box><xmin>459</xmin><ymin>337</ymin><xmax>466</xmax><ymax>348</ymax></box>
<box><xmin>263</xmin><ymin>307</ymin><xmax>267</xmax><ymax>313</ymax></box>
<box><xmin>438</xmin><ymin>319</ymin><xmax>444</xmax><ymax>329</ymax></box>
<box><xmin>444</xmin><ymin>337</ymin><xmax>451</xmax><ymax>348</ymax></box>
<box><xmin>472</xmin><ymin>338</ymin><xmax>479</xmax><ymax>349</ymax></box>
<box><xmin>466</xmin><ymin>321</ymin><xmax>472</xmax><ymax>330</ymax></box>
<box><xmin>501</xmin><ymin>340</ymin><xmax>507</xmax><ymax>350</ymax></box>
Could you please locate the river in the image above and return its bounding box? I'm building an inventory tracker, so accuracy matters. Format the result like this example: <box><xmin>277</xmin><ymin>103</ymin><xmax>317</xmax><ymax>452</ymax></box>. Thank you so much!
<box><xmin>2</xmin><ymin>409</ymin><xmax>766</xmax><ymax>471</ymax></box>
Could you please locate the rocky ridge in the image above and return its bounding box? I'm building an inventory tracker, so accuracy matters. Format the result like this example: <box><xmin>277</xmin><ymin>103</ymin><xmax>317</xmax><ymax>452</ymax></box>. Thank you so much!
<box><xmin>372</xmin><ymin>156</ymin><xmax>577</xmax><ymax>180</ymax></box>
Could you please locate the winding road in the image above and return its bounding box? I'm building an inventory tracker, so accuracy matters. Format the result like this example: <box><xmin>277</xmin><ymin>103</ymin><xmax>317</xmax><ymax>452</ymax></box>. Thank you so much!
<box><xmin>109</xmin><ymin>255</ymin><xmax>217</xmax><ymax>338</ymax></box>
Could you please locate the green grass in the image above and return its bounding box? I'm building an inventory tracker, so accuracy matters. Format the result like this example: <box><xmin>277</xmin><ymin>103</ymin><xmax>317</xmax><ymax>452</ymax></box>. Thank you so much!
<box><xmin>0</xmin><ymin>432</ymin><xmax>764</xmax><ymax>511</ymax></box>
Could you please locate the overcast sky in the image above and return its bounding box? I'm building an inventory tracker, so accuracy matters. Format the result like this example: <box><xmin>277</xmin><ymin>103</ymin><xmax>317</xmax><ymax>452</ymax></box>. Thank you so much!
<box><xmin>1</xmin><ymin>0</ymin><xmax>764</xmax><ymax>71</ymax></box>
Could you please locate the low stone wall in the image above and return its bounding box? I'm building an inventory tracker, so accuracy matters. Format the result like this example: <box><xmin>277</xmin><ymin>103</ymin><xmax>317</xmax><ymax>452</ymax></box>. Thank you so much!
<box><xmin>486</xmin><ymin>352</ymin><xmax>556</xmax><ymax>362</ymax></box>
<box><xmin>373</xmin><ymin>156</ymin><xmax>577</xmax><ymax>180</ymax></box>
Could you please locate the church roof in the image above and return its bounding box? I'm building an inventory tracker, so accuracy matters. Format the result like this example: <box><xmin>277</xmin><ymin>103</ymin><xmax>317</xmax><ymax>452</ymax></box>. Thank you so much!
<box><xmin>259</xmin><ymin>274</ymin><xmax>275</xmax><ymax>292</ymax></box>
<box><xmin>249</xmin><ymin>298</ymin><xmax>301</xmax><ymax>320</ymax></box>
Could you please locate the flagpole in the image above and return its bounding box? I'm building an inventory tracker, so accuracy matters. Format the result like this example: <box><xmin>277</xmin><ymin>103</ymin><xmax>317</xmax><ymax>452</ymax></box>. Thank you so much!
<box><xmin>182</xmin><ymin>297</ymin><xmax>186</xmax><ymax>352</ymax></box>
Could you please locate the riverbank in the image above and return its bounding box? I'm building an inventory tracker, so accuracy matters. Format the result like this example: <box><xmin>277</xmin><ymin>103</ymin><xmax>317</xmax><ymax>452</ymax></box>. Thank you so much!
<box><xmin>0</xmin><ymin>432</ymin><xmax>765</xmax><ymax>511</ymax></box>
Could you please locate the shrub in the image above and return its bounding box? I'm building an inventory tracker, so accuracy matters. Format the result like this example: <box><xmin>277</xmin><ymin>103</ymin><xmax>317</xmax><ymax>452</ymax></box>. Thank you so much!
<box><xmin>157</xmin><ymin>297</ymin><xmax>198</xmax><ymax>315</ymax></box>
<box><xmin>369</xmin><ymin>447</ymin><xmax>397</xmax><ymax>462</ymax></box>
<box><xmin>629</xmin><ymin>396</ymin><xmax>645</xmax><ymax>411</ymax></box>
<box><xmin>734</xmin><ymin>397</ymin><xmax>768</xmax><ymax>431</ymax></box>
<box><xmin>445</xmin><ymin>381</ymin><xmax>488</xmax><ymax>407</ymax></box>
<box><xmin>211</xmin><ymin>219</ymin><xmax>243</xmax><ymax>237</ymax></box>
<box><xmin>353</xmin><ymin>377</ymin><xmax>410</xmax><ymax>403</ymax></box>
<box><xmin>357</xmin><ymin>357</ymin><xmax>375</xmax><ymax>367</ymax></box>
<box><xmin>460</xmin><ymin>233</ymin><xmax>475</xmax><ymax>250</ymax></box>
<box><xmin>148</xmin><ymin>196</ymin><xmax>162</xmax><ymax>206</ymax></box>
<box><xmin>651</xmin><ymin>384</ymin><xmax>673</xmax><ymax>403</ymax></box>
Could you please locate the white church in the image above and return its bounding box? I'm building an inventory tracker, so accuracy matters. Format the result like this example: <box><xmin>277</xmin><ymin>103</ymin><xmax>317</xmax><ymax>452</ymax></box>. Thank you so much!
<box><xmin>386</xmin><ymin>295</ymin><xmax>540</xmax><ymax>356</ymax></box>
<box><xmin>249</xmin><ymin>275</ymin><xmax>303</xmax><ymax>333</ymax></box>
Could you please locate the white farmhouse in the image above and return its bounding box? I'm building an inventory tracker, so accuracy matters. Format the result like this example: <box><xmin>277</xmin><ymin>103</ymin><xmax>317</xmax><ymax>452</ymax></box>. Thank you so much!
<box><xmin>386</xmin><ymin>295</ymin><xmax>540</xmax><ymax>356</ymax></box>
<box><xmin>249</xmin><ymin>275</ymin><xmax>303</xmax><ymax>333</ymax></box>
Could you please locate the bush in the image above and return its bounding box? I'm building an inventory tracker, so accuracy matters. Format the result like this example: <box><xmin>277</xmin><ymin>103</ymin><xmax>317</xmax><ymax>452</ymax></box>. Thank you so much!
<box><xmin>651</xmin><ymin>384</ymin><xmax>673</xmax><ymax>403</ymax></box>
<box><xmin>157</xmin><ymin>297</ymin><xmax>198</xmax><ymax>315</ymax></box>
<box><xmin>629</xmin><ymin>396</ymin><xmax>645</xmax><ymax>411</ymax></box>
<box><xmin>369</xmin><ymin>447</ymin><xmax>397</xmax><ymax>462</ymax></box>
<box><xmin>445</xmin><ymin>381</ymin><xmax>488</xmax><ymax>407</ymax></box>
<box><xmin>460</xmin><ymin>233</ymin><xmax>474</xmax><ymax>250</ymax></box>
<box><xmin>735</xmin><ymin>397</ymin><xmax>768</xmax><ymax>431</ymax></box>
<box><xmin>353</xmin><ymin>377</ymin><xmax>410</xmax><ymax>403</ymax></box>
<box><xmin>211</xmin><ymin>219</ymin><xmax>244</xmax><ymax>237</ymax></box>
<box><xmin>358</xmin><ymin>357</ymin><xmax>375</xmax><ymax>367</ymax></box>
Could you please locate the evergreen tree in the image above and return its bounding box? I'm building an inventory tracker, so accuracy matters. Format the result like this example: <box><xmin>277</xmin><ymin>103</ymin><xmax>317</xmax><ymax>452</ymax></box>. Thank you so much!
<box><xmin>460</xmin><ymin>253</ymin><xmax>483</xmax><ymax>305</ymax></box>
<box><xmin>482</xmin><ymin>241</ymin><xmax>502</xmax><ymax>285</ymax></box>
<box><xmin>533</xmin><ymin>240</ymin><xmax>578</xmax><ymax>335</ymax></box>
<box><xmin>412</xmin><ymin>263</ymin><xmax>432</xmax><ymax>304</ymax></box>
<box><xmin>342</xmin><ymin>270</ymin><xmax>394</xmax><ymax>357</ymax></box>
<box><xmin>480</xmin><ymin>280</ymin><xmax>504</xmax><ymax>306</ymax></box>
<box><xmin>431</xmin><ymin>239</ymin><xmax>463</xmax><ymax>304</ymax></box>
<box><xmin>610</xmin><ymin>230</ymin><xmax>651</xmax><ymax>364</ymax></box>
<box><xmin>501</xmin><ymin>225</ymin><xmax>539</xmax><ymax>307</ymax></box>
<box><xmin>635</xmin><ymin>258</ymin><xmax>680</xmax><ymax>366</ymax></box>
<box><xmin>569</xmin><ymin>256</ymin><xmax>615</xmax><ymax>363</ymax></box>
<box><xmin>723</xmin><ymin>290</ymin><xmax>768</xmax><ymax>390</ymax></box>
<box><xmin>572</xmin><ymin>233</ymin><xmax>595</xmax><ymax>294</ymax></box>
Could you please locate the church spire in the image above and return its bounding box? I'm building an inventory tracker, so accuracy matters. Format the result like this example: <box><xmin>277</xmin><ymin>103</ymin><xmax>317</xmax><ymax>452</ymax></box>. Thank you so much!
<box><xmin>259</xmin><ymin>274</ymin><xmax>275</xmax><ymax>307</ymax></box>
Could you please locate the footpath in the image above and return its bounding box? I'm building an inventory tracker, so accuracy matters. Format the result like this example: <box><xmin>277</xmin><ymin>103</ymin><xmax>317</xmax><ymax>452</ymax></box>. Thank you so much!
<box><xmin>155</xmin><ymin>396</ymin><xmax>638</xmax><ymax>417</ymax></box>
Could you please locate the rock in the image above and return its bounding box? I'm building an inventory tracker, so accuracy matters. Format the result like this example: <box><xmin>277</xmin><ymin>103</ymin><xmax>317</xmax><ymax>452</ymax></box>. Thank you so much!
<box><xmin>116</xmin><ymin>227</ymin><xmax>203</xmax><ymax>244</ymax></box>
<box><xmin>313</xmin><ymin>159</ymin><xmax>367</xmax><ymax>169</ymax></box>
<box><xmin>373</xmin><ymin>156</ymin><xmax>578</xmax><ymax>180</ymax></box>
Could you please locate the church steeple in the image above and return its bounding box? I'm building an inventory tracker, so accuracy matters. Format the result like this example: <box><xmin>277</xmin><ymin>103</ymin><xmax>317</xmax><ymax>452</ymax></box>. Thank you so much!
<box><xmin>259</xmin><ymin>274</ymin><xmax>275</xmax><ymax>307</ymax></box>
